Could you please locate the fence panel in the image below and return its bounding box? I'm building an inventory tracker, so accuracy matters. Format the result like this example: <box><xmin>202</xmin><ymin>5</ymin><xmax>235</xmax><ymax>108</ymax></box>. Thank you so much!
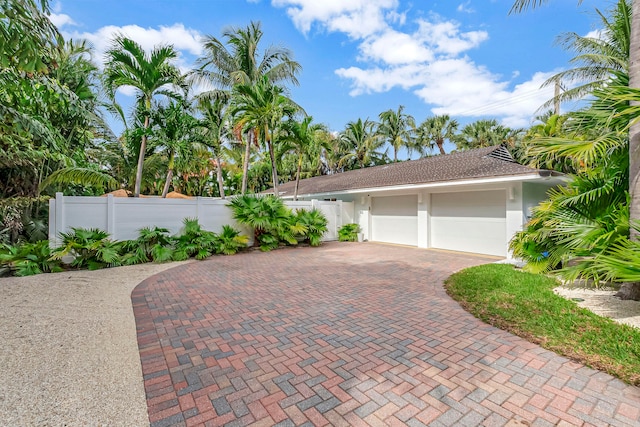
<box><xmin>49</xmin><ymin>193</ymin><xmax>348</xmax><ymax>246</ymax></box>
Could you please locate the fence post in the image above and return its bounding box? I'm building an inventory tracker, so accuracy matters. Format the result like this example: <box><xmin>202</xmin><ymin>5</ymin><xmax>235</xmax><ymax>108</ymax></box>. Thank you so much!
<box><xmin>106</xmin><ymin>194</ymin><xmax>115</xmax><ymax>238</ymax></box>
<box><xmin>54</xmin><ymin>192</ymin><xmax>64</xmax><ymax>246</ymax></box>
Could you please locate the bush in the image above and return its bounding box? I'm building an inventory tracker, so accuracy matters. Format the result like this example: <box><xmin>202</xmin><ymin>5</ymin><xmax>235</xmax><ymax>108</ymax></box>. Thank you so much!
<box><xmin>229</xmin><ymin>194</ymin><xmax>299</xmax><ymax>251</ymax></box>
<box><xmin>120</xmin><ymin>226</ymin><xmax>175</xmax><ymax>265</ymax></box>
<box><xmin>0</xmin><ymin>241</ymin><xmax>63</xmax><ymax>276</ymax></box>
<box><xmin>295</xmin><ymin>208</ymin><xmax>328</xmax><ymax>246</ymax></box>
<box><xmin>214</xmin><ymin>225</ymin><xmax>249</xmax><ymax>255</ymax></box>
<box><xmin>51</xmin><ymin>227</ymin><xmax>121</xmax><ymax>270</ymax></box>
<box><xmin>172</xmin><ymin>218</ymin><xmax>217</xmax><ymax>260</ymax></box>
<box><xmin>338</xmin><ymin>223</ymin><xmax>361</xmax><ymax>242</ymax></box>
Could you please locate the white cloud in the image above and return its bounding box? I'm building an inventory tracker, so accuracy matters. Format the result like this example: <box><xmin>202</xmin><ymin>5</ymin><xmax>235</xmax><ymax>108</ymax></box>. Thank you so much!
<box><xmin>49</xmin><ymin>12</ymin><xmax>76</xmax><ymax>27</ymax></box>
<box><xmin>271</xmin><ymin>0</ymin><xmax>398</xmax><ymax>38</ymax></box>
<box><xmin>457</xmin><ymin>1</ymin><xmax>475</xmax><ymax>14</ymax></box>
<box><xmin>415</xmin><ymin>19</ymin><xmax>488</xmax><ymax>57</ymax></box>
<box><xmin>273</xmin><ymin>0</ymin><xmax>547</xmax><ymax>127</ymax></box>
<box><xmin>358</xmin><ymin>30</ymin><xmax>434</xmax><ymax>64</ymax></box>
<box><xmin>63</xmin><ymin>23</ymin><xmax>203</xmax><ymax>67</ymax></box>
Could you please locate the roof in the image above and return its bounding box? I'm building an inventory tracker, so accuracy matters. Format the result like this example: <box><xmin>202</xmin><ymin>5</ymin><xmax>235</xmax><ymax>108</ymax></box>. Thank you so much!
<box><xmin>273</xmin><ymin>146</ymin><xmax>560</xmax><ymax>197</ymax></box>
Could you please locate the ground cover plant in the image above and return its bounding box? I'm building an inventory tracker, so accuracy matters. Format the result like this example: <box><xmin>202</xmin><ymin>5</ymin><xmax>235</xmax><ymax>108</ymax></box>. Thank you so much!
<box><xmin>0</xmin><ymin>218</ymin><xmax>249</xmax><ymax>276</ymax></box>
<box><xmin>446</xmin><ymin>264</ymin><xmax>640</xmax><ymax>386</ymax></box>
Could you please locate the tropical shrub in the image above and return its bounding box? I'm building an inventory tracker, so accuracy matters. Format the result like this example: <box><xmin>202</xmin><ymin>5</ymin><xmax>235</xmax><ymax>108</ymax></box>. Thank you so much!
<box><xmin>173</xmin><ymin>218</ymin><xmax>217</xmax><ymax>260</ymax></box>
<box><xmin>213</xmin><ymin>225</ymin><xmax>249</xmax><ymax>255</ymax></box>
<box><xmin>295</xmin><ymin>208</ymin><xmax>328</xmax><ymax>246</ymax></box>
<box><xmin>338</xmin><ymin>223</ymin><xmax>361</xmax><ymax>242</ymax></box>
<box><xmin>0</xmin><ymin>241</ymin><xmax>63</xmax><ymax>276</ymax></box>
<box><xmin>120</xmin><ymin>226</ymin><xmax>175</xmax><ymax>265</ymax></box>
<box><xmin>229</xmin><ymin>194</ymin><xmax>300</xmax><ymax>251</ymax></box>
<box><xmin>51</xmin><ymin>227</ymin><xmax>122</xmax><ymax>270</ymax></box>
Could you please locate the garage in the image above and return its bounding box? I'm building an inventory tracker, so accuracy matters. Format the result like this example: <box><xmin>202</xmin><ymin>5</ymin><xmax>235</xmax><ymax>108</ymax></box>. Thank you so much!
<box><xmin>430</xmin><ymin>190</ymin><xmax>506</xmax><ymax>256</ymax></box>
<box><xmin>371</xmin><ymin>195</ymin><xmax>418</xmax><ymax>246</ymax></box>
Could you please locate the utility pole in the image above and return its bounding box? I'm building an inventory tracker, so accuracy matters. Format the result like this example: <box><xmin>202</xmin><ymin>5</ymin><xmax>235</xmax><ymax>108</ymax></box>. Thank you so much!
<box><xmin>554</xmin><ymin>80</ymin><xmax>561</xmax><ymax>116</ymax></box>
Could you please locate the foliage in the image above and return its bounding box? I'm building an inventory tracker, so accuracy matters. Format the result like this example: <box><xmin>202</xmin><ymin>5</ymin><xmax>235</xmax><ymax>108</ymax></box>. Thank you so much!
<box><xmin>51</xmin><ymin>227</ymin><xmax>121</xmax><ymax>270</ymax></box>
<box><xmin>446</xmin><ymin>264</ymin><xmax>640</xmax><ymax>386</ymax></box>
<box><xmin>339</xmin><ymin>118</ymin><xmax>388</xmax><ymax>169</ymax></box>
<box><xmin>0</xmin><ymin>240</ymin><xmax>63</xmax><ymax>276</ymax></box>
<box><xmin>417</xmin><ymin>115</ymin><xmax>458</xmax><ymax>155</ymax></box>
<box><xmin>214</xmin><ymin>225</ymin><xmax>249</xmax><ymax>255</ymax></box>
<box><xmin>173</xmin><ymin>218</ymin><xmax>218</xmax><ymax>260</ymax></box>
<box><xmin>338</xmin><ymin>223</ymin><xmax>362</xmax><ymax>242</ymax></box>
<box><xmin>377</xmin><ymin>105</ymin><xmax>415</xmax><ymax>162</ymax></box>
<box><xmin>228</xmin><ymin>194</ymin><xmax>300</xmax><ymax>251</ymax></box>
<box><xmin>294</xmin><ymin>208</ymin><xmax>328</xmax><ymax>246</ymax></box>
<box><xmin>120</xmin><ymin>226</ymin><xmax>174</xmax><ymax>265</ymax></box>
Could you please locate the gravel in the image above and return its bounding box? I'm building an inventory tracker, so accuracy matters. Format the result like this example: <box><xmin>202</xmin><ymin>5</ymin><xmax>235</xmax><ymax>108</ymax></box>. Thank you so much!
<box><xmin>0</xmin><ymin>262</ymin><xmax>189</xmax><ymax>426</ymax></box>
<box><xmin>554</xmin><ymin>285</ymin><xmax>640</xmax><ymax>329</ymax></box>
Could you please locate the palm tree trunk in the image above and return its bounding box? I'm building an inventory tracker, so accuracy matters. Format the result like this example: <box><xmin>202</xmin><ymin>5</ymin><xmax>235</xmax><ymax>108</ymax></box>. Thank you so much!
<box><xmin>618</xmin><ymin>0</ymin><xmax>640</xmax><ymax>300</ymax></box>
<box><xmin>241</xmin><ymin>130</ymin><xmax>251</xmax><ymax>194</ymax></box>
<box><xmin>161</xmin><ymin>169</ymin><xmax>173</xmax><ymax>198</ymax></box>
<box><xmin>394</xmin><ymin>145</ymin><xmax>398</xmax><ymax>162</ymax></box>
<box><xmin>134</xmin><ymin>114</ymin><xmax>150</xmax><ymax>197</ymax></box>
<box><xmin>215</xmin><ymin>154</ymin><xmax>225</xmax><ymax>199</ymax></box>
<box><xmin>267</xmin><ymin>128</ymin><xmax>279</xmax><ymax>197</ymax></box>
<box><xmin>436</xmin><ymin>138</ymin><xmax>446</xmax><ymax>155</ymax></box>
<box><xmin>294</xmin><ymin>153</ymin><xmax>302</xmax><ymax>201</ymax></box>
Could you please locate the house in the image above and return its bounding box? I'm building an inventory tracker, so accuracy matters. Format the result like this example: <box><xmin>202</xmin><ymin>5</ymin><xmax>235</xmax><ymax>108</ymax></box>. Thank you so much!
<box><xmin>273</xmin><ymin>145</ymin><xmax>565</xmax><ymax>258</ymax></box>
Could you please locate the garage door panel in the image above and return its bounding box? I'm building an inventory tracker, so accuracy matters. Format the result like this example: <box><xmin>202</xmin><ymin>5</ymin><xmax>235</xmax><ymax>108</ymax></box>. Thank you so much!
<box><xmin>371</xmin><ymin>195</ymin><xmax>418</xmax><ymax>246</ymax></box>
<box><xmin>431</xmin><ymin>190</ymin><xmax>506</xmax><ymax>256</ymax></box>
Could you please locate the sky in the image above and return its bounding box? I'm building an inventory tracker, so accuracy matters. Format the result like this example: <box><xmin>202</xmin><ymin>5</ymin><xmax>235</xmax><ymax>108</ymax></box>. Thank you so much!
<box><xmin>50</xmin><ymin>0</ymin><xmax>605</xmax><ymax>140</ymax></box>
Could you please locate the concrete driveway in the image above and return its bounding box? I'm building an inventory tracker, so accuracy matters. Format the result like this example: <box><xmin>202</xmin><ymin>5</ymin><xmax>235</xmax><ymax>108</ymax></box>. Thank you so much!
<box><xmin>132</xmin><ymin>242</ymin><xmax>640</xmax><ymax>426</ymax></box>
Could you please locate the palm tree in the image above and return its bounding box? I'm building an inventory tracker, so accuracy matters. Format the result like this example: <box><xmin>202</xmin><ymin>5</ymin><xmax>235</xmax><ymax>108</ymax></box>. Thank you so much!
<box><xmin>417</xmin><ymin>115</ymin><xmax>459</xmax><ymax>155</ymax></box>
<box><xmin>231</xmin><ymin>77</ymin><xmax>300</xmax><ymax>197</ymax></box>
<box><xmin>455</xmin><ymin>119</ymin><xmax>514</xmax><ymax>150</ymax></box>
<box><xmin>194</xmin><ymin>21</ymin><xmax>301</xmax><ymax>194</ymax></box>
<box><xmin>197</xmin><ymin>95</ymin><xmax>231</xmax><ymax>199</ymax></box>
<box><xmin>280</xmin><ymin>116</ymin><xmax>326</xmax><ymax>200</ymax></box>
<box><xmin>512</xmin><ymin>0</ymin><xmax>640</xmax><ymax>302</ymax></box>
<box><xmin>377</xmin><ymin>105</ymin><xmax>416</xmax><ymax>162</ymax></box>
<box><xmin>540</xmin><ymin>0</ymin><xmax>630</xmax><ymax>110</ymax></box>
<box><xmin>151</xmin><ymin>99</ymin><xmax>199</xmax><ymax>197</ymax></box>
<box><xmin>104</xmin><ymin>36</ymin><xmax>182</xmax><ymax>197</ymax></box>
<box><xmin>339</xmin><ymin>118</ymin><xmax>387</xmax><ymax>169</ymax></box>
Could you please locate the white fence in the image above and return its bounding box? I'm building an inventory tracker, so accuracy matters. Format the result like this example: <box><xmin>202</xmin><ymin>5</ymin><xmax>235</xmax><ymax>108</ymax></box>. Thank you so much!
<box><xmin>48</xmin><ymin>193</ymin><xmax>354</xmax><ymax>247</ymax></box>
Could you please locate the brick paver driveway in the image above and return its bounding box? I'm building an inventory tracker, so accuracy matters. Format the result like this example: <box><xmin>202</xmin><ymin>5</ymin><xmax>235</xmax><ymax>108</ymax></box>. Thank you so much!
<box><xmin>132</xmin><ymin>242</ymin><xmax>640</xmax><ymax>427</ymax></box>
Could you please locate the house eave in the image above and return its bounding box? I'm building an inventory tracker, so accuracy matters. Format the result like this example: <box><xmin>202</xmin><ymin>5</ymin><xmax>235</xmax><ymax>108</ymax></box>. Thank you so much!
<box><xmin>278</xmin><ymin>172</ymin><xmax>566</xmax><ymax>200</ymax></box>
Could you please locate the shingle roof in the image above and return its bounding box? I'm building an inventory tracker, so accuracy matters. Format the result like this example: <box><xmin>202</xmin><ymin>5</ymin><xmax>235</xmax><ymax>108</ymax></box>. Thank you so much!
<box><xmin>273</xmin><ymin>146</ymin><xmax>555</xmax><ymax>197</ymax></box>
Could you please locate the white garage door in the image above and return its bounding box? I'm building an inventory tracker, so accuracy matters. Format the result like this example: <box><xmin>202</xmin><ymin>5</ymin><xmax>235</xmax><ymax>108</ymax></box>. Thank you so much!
<box><xmin>371</xmin><ymin>195</ymin><xmax>418</xmax><ymax>246</ymax></box>
<box><xmin>431</xmin><ymin>190</ymin><xmax>506</xmax><ymax>256</ymax></box>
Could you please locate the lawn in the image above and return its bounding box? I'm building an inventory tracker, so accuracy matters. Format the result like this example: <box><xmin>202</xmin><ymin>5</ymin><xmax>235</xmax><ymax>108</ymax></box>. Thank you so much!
<box><xmin>445</xmin><ymin>264</ymin><xmax>640</xmax><ymax>386</ymax></box>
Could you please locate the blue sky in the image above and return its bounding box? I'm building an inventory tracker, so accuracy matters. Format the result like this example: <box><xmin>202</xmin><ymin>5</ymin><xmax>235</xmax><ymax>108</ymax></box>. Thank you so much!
<box><xmin>51</xmin><ymin>0</ymin><xmax>603</xmax><ymax>135</ymax></box>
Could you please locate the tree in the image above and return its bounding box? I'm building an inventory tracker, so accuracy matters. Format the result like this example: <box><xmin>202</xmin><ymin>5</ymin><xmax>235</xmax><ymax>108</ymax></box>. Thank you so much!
<box><xmin>540</xmin><ymin>0</ymin><xmax>631</xmax><ymax>110</ymax></box>
<box><xmin>104</xmin><ymin>36</ymin><xmax>182</xmax><ymax>197</ymax></box>
<box><xmin>151</xmin><ymin>99</ymin><xmax>199</xmax><ymax>197</ymax></box>
<box><xmin>417</xmin><ymin>115</ymin><xmax>458</xmax><ymax>155</ymax></box>
<box><xmin>377</xmin><ymin>105</ymin><xmax>416</xmax><ymax>162</ymax></box>
<box><xmin>280</xmin><ymin>116</ymin><xmax>326</xmax><ymax>200</ymax></box>
<box><xmin>231</xmin><ymin>77</ymin><xmax>300</xmax><ymax>197</ymax></box>
<box><xmin>197</xmin><ymin>95</ymin><xmax>231</xmax><ymax>199</ymax></box>
<box><xmin>455</xmin><ymin>119</ymin><xmax>518</xmax><ymax>150</ymax></box>
<box><xmin>194</xmin><ymin>21</ymin><xmax>301</xmax><ymax>194</ymax></box>
<box><xmin>339</xmin><ymin>118</ymin><xmax>388</xmax><ymax>169</ymax></box>
<box><xmin>512</xmin><ymin>0</ymin><xmax>640</xmax><ymax>300</ymax></box>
